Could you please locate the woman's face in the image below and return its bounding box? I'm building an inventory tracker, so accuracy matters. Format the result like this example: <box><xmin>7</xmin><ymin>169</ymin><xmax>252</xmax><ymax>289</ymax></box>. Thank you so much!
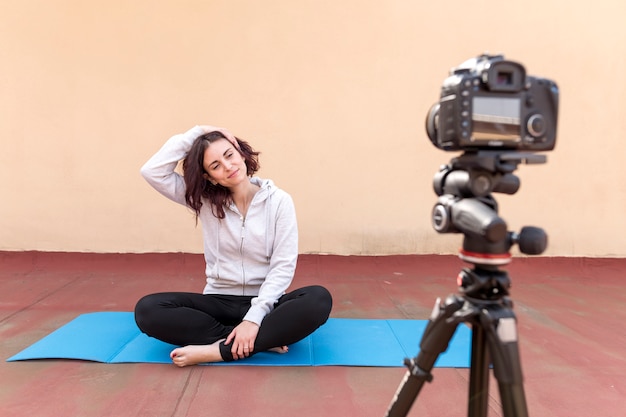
<box><xmin>202</xmin><ymin>138</ymin><xmax>248</xmax><ymax>188</ymax></box>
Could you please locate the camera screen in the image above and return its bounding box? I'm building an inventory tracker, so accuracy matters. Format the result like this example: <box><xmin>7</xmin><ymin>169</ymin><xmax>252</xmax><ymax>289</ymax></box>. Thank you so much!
<box><xmin>471</xmin><ymin>97</ymin><xmax>521</xmax><ymax>142</ymax></box>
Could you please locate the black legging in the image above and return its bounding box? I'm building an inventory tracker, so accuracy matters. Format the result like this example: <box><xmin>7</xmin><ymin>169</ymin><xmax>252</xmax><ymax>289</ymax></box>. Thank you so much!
<box><xmin>134</xmin><ymin>285</ymin><xmax>332</xmax><ymax>362</ymax></box>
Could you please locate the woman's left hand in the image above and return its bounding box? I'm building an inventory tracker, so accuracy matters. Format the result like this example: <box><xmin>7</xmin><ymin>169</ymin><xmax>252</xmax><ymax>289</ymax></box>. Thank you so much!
<box><xmin>225</xmin><ymin>320</ymin><xmax>260</xmax><ymax>360</ymax></box>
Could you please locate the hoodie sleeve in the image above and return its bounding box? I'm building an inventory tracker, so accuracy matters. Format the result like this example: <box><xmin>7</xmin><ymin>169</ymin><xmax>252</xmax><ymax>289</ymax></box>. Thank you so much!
<box><xmin>140</xmin><ymin>126</ymin><xmax>205</xmax><ymax>206</ymax></box>
<box><xmin>243</xmin><ymin>191</ymin><xmax>298</xmax><ymax>325</ymax></box>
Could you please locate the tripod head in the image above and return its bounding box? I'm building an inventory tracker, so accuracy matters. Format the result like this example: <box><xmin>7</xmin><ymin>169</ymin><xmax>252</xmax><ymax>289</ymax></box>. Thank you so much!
<box><xmin>431</xmin><ymin>150</ymin><xmax>548</xmax><ymax>269</ymax></box>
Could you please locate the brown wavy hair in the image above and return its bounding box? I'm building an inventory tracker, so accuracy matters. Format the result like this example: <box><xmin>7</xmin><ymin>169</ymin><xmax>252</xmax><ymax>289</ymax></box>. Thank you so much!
<box><xmin>182</xmin><ymin>131</ymin><xmax>260</xmax><ymax>219</ymax></box>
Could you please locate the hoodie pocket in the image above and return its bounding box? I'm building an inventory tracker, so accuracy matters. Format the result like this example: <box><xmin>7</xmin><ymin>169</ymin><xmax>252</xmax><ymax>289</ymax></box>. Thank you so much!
<box><xmin>207</xmin><ymin>261</ymin><xmax>241</xmax><ymax>288</ymax></box>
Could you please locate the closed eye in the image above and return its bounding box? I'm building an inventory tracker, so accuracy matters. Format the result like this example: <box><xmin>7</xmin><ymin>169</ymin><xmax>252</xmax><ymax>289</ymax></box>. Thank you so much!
<box><xmin>207</xmin><ymin>146</ymin><xmax>236</xmax><ymax>171</ymax></box>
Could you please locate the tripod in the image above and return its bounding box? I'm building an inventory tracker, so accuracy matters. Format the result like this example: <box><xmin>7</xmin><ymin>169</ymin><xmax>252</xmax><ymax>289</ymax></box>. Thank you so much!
<box><xmin>385</xmin><ymin>151</ymin><xmax>547</xmax><ymax>417</ymax></box>
<box><xmin>385</xmin><ymin>256</ymin><xmax>528</xmax><ymax>417</ymax></box>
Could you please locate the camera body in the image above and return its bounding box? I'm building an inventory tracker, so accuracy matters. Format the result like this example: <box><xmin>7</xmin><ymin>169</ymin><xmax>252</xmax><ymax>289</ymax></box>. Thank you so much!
<box><xmin>426</xmin><ymin>54</ymin><xmax>559</xmax><ymax>152</ymax></box>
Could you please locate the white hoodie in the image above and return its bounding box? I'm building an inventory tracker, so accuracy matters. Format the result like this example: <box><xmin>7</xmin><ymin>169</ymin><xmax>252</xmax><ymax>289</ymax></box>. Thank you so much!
<box><xmin>140</xmin><ymin>126</ymin><xmax>298</xmax><ymax>326</ymax></box>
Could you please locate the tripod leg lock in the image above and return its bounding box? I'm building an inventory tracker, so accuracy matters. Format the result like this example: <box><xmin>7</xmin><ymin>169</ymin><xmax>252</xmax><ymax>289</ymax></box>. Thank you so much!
<box><xmin>403</xmin><ymin>358</ymin><xmax>434</xmax><ymax>383</ymax></box>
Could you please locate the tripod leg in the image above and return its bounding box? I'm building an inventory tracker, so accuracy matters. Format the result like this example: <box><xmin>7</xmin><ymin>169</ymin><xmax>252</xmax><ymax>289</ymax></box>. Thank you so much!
<box><xmin>468</xmin><ymin>324</ymin><xmax>490</xmax><ymax>417</ymax></box>
<box><xmin>385</xmin><ymin>295</ymin><xmax>465</xmax><ymax>417</ymax></box>
<box><xmin>480</xmin><ymin>306</ymin><xmax>529</xmax><ymax>417</ymax></box>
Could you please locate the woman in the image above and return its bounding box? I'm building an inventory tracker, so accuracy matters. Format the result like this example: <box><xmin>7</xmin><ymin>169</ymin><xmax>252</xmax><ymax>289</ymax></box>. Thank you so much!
<box><xmin>135</xmin><ymin>124</ymin><xmax>332</xmax><ymax>367</ymax></box>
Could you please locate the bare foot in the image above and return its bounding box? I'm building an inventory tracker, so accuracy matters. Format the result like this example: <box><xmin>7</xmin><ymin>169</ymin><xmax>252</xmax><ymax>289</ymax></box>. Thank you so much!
<box><xmin>170</xmin><ymin>340</ymin><xmax>224</xmax><ymax>367</ymax></box>
<box><xmin>268</xmin><ymin>345</ymin><xmax>289</xmax><ymax>354</ymax></box>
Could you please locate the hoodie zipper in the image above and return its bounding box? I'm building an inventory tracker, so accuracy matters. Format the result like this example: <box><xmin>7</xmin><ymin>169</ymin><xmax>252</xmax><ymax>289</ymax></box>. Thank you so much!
<box><xmin>240</xmin><ymin>215</ymin><xmax>246</xmax><ymax>294</ymax></box>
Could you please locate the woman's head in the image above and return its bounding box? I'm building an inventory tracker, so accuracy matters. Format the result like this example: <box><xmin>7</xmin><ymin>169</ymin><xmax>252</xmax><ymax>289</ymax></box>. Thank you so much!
<box><xmin>183</xmin><ymin>131</ymin><xmax>260</xmax><ymax>219</ymax></box>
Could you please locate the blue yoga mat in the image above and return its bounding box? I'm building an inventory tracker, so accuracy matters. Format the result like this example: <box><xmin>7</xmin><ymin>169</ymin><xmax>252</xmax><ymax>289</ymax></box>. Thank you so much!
<box><xmin>7</xmin><ymin>312</ymin><xmax>470</xmax><ymax>367</ymax></box>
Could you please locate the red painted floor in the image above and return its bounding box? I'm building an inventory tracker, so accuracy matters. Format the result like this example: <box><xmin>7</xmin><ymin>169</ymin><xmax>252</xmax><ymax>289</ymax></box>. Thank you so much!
<box><xmin>1</xmin><ymin>252</ymin><xmax>624</xmax><ymax>416</ymax></box>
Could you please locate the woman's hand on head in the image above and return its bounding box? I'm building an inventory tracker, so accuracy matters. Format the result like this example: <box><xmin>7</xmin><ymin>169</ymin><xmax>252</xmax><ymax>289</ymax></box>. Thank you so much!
<box><xmin>225</xmin><ymin>320</ymin><xmax>260</xmax><ymax>360</ymax></box>
<box><xmin>197</xmin><ymin>125</ymin><xmax>238</xmax><ymax>144</ymax></box>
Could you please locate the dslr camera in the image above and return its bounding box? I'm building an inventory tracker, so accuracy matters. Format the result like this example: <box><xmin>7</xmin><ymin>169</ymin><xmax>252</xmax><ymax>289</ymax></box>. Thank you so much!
<box><xmin>426</xmin><ymin>54</ymin><xmax>558</xmax><ymax>152</ymax></box>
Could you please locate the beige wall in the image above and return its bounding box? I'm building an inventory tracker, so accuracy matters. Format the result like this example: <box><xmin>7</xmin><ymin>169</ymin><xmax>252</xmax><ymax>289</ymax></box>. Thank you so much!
<box><xmin>1</xmin><ymin>1</ymin><xmax>625</xmax><ymax>256</ymax></box>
